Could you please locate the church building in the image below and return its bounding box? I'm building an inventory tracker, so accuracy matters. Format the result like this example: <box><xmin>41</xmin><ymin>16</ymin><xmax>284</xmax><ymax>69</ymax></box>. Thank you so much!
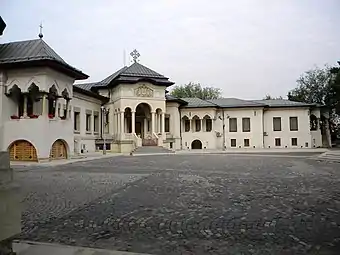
<box><xmin>0</xmin><ymin>37</ymin><xmax>331</xmax><ymax>162</ymax></box>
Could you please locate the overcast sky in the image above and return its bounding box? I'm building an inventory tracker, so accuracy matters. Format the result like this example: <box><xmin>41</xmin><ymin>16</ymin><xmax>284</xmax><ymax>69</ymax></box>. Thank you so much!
<box><xmin>2</xmin><ymin>0</ymin><xmax>340</xmax><ymax>99</ymax></box>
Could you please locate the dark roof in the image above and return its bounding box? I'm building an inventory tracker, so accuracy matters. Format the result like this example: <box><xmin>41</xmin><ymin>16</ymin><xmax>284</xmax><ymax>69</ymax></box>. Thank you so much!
<box><xmin>253</xmin><ymin>99</ymin><xmax>316</xmax><ymax>108</ymax></box>
<box><xmin>165</xmin><ymin>94</ymin><xmax>187</xmax><ymax>105</ymax></box>
<box><xmin>181</xmin><ymin>98</ymin><xmax>217</xmax><ymax>108</ymax></box>
<box><xmin>179</xmin><ymin>97</ymin><xmax>317</xmax><ymax>109</ymax></box>
<box><xmin>94</xmin><ymin>62</ymin><xmax>174</xmax><ymax>89</ymax></box>
<box><xmin>120</xmin><ymin>62</ymin><xmax>166</xmax><ymax>78</ymax></box>
<box><xmin>73</xmin><ymin>82</ymin><xmax>97</xmax><ymax>91</ymax></box>
<box><xmin>73</xmin><ymin>85</ymin><xmax>109</xmax><ymax>102</ymax></box>
<box><xmin>208</xmin><ymin>98</ymin><xmax>266</xmax><ymax>108</ymax></box>
<box><xmin>0</xmin><ymin>39</ymin><xmax>88</xmax><ymax>79</ymax></box>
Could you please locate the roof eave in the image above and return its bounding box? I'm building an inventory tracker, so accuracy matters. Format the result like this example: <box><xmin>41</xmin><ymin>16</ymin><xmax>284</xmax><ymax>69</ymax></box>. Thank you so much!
<box><xmin>264</xmin><ymin>104</ymin><xmax>315</xmax><ymax>108</ymax></box>
<box><xmin>73</xmin><ymin>86</ymin><xmax>109</xmax><ymax>102</ymax></box>
<box><xmin>0</xmin><ymin>59</ymin><xmax>89</xmax><ymax>80</ymax></box>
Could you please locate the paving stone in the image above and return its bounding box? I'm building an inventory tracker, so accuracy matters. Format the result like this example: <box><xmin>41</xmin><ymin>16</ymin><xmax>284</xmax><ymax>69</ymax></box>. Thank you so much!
<box><xmin>14</xmin><ymin>154</ymin><xmax>340</xmax><ymax>255</ymax></box>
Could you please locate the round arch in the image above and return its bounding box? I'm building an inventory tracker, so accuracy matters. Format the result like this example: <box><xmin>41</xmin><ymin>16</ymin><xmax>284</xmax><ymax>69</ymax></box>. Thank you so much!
<box><xmin>135</xmin><ymin>102</ymin><xmax>153</xmax><ymax>113</ymax></box>
<box><xmin>50</xmin><ymin>139</ymin><xmax>68</xmax><ymax>160</ymax></box>
<box><xmin>191</xmin><ymin>139</ymin><xmax>203</xmax><ymax>149</ymax></box>
<box><xmin>8</xmin><ymin>139</ymin><xmax>38</xmax><ymax>161</ymax></box>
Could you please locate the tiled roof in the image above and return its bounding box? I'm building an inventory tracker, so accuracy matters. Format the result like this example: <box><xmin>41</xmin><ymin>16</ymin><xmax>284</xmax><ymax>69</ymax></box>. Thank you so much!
<box><xmin>97</xmin><ymin>66</ymin><xmax>128</xmax><ymax>87</ymax></box>
<box><xmin>253</xmin><ymin>99</ymin><xmax>316</xmax><ymax>107</ymax></box>
<box><xmin>165</xmin><ymin>94</ymin><xmax>188</xmax><ymax>105</ymax></box>
<box><xmin>95</xmin><ymin>62</ymin><xmax>172</xmax><ymax>88</ymax></box>
<box><xmin>0</xmin><ymin>39</ymin><xmax>88</xmax><ymax>79</ymax></box>
<box><xmin>0</xmin><ymin>39</ymin><xmax>66</xmax><ymax>64</ymax></box>
<box><xmin>120</xmin><ymin>62</ymin><xmax>166</xmax><ymax>78</ymax></box>
<box><xmin>181</xmin><ymin>98</ymin><xmax>217</xmax><ymax>108</ymax></box>
<box><xmin>73</xmin><ymin>83</ymin><xmax>97</xmax><ymax>91</ymax></box>
<box><xmin>208</xmin><ymin>98</ymin><xmax>266</xmax><ymax>108</ymax></box>
<box><xmin>179</xmin><ymin>97</ymin><xmax>317</xmax><ymax>109</ymax></box>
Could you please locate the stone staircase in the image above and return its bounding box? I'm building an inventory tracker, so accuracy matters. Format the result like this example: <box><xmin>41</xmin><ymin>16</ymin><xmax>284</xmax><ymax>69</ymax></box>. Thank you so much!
<box><xmin>132</xmin><ymin>146</ymin><xmax>174</xmax><ymax>155</ymax></box>
<box><xmin>316</xmin><ymin>150</ymin><xmax>340</xmax><ymax>163</ymax></box>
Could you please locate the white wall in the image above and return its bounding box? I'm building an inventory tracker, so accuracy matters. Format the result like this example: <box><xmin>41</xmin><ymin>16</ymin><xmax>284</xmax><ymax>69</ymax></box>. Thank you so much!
<box><xmin>224</xmin><ymin>108</ymin><xmax>264</xmax><ymax>148</ymax></box>
<box><xmin>6</xmin><ymin>67</ymin><xmax>74</xmax><ymax>96</ymax></box>
<box><xmin>263</xmin><ymin>107</ymin><xmax>312</xmax><ymax>148</ymax></box>
<box><xmin>72</xmin><ymin>92</ymin><xmax>102</xmax><ymax>153</ymax></box>
<box><xmin>180</xmin><ymin>107</ymin><xmax>219</xmax><ymax>150</ymax></box>
<box><xmin>165</xmin><ymin>102</ymin><xmax>181</xmax><ymax>150</ymax></box>
<box><xmin>3</xmin><ymin>116</ymin><xmax>74</xmax><ymax>160</ymax></box>
<box><xmin>1</xmin><ymin>68</ymin><xmax>76</xmax><ymax>160</ymax></box>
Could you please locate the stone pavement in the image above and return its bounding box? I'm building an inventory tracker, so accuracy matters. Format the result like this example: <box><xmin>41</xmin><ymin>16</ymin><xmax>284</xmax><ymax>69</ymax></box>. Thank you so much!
<box><xmin>14</xmin><ymin>241</ymin><xmax>150</xmax><ymax>255</ymax></box>
<box><xmin>13</xmin><ymin>154</ymin><xmax>340</xmax><ymax>255</ymax></box>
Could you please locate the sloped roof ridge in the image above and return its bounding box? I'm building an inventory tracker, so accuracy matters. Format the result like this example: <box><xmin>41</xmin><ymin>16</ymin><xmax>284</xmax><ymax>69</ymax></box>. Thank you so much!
<box><xmin>120</xmin><ymin>62</ymin><xmax>166</xmax><ymax>78</ymax></box>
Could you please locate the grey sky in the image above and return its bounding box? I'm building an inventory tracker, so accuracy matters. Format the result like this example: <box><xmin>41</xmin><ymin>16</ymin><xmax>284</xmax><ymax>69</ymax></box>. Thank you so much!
<box><xmin>2</xmin><ymin>0</ymin><xmax>340</xmax><ymax>99</ymax></box>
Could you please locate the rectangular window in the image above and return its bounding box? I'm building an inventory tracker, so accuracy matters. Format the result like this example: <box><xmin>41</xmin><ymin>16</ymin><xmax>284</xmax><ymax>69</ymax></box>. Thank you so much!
<box><xmin>291</xmin><ymin>138</ymin><xmax>298</xmax><ymax>146</ymax></box>
<box><xmin>165</xmin><ymin>117</ymin><xmax>170</xmax><ymax>132</ymax></box>
<box><xmin>244</xmin><ymin>139</ymin><xmax>250</xmax><ymax>147</ymax></box>
<box><xmin>195</xmin><ymin>119</ymin><xmax>201</xmax><ymax>132</ymax></box>
<box><xmin>290</xmin><ymin>117</ymin><xmax>298</xmax><ymax>131</ymax></box>
<box><xmin>74</xmin><ymin>112</ymin><xmax>80</xmax><ymax>131</ymax></box>
<box><xmin>184</xmin><ymin>119</ymin><xmax>190</xmax><ymax>132</ymax></box>
<box><xmin>229</xmin><ymin>118</ymin><xmax>237</xmax><ymax>132</ymax></box>
<box><xmin>273</xmin><ymin>117</ymin><xmax>282</xmax><ymax>131</ymax></box>
<box><xmin>206</xmin><ymin>118</ymin><xmax>212</xmax><ymax>132</ymax></box>
<box><xmin>231</xmin><ymin>139</ymin><xmax>236</xmax><ymax>147</ymax></box>
<box><xmin>275</xmin><ymin>138</ymin><xmax>281</xmax><ymax>146</ymax></box>
<box><xmin>86</xmin><ymin>113</ymin><xmax>91</xmax><ymax>132</ymax></box>
<box><xmin>94</xmin><ymin>115</ymin><xmax>99</xmax><ymax>133</ymax></box>
<box><xmin>242</xmin><ymin>118</ymin><xmax>251</xmax><ymax>132</ymax></box>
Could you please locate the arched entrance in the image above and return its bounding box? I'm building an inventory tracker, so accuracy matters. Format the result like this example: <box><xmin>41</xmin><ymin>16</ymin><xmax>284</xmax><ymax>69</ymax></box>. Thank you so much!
<box><xmin>8</xmin><ymin>140</ymin><xmax>38</xmax><ymax>161</ymax></box>
<box><xmin>135</xmin><ymin>103</ymin><xmax>151</xmax><ymax>139</ymax></box>
<box><xmin>50</xmin><ymin>139</ymin><xmax>68</xmax><ymax>160</ymax></box>
<box><xmin>191</xmin><ymin>140</ymin><xmax>202</xmax><ymax>149</ymax></box>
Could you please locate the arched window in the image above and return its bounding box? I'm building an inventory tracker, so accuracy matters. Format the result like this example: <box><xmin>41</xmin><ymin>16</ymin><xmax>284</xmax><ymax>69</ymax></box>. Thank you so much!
<box><xmin>182</xmin><ymin>116</ymin><xmax>190</xmax><ymax>132</ymax></box>
<box><xmin>192</xmin><ymin>115</ymin><xmax>201</xmax><ymax>132</ymax></box>
<box><xmin>203</xmin><ymin>115</ymin><xmax>212</xmax><ymax>132</ymax></box>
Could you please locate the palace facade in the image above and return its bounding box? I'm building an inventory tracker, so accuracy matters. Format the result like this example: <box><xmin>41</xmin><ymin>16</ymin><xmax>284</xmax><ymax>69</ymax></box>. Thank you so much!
<box><xmin>0</xmin><ymin>38</ymin><xmax>331</xmax><ymax>161</ymax></box>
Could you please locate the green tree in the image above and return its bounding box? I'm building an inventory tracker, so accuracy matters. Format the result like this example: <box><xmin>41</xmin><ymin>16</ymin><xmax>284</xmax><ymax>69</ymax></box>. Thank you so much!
<box><xmin>263</xmin><ymin>94</ymin><xmax>283</xmax><ymax>100</ymax></box>
<box><xmin>287</xmin><ymin>64</ymin><xmax>340</xmax><ymax>143</ymax></box>
<box><xmin>287</xmin><ymin>66</ymin><xmax>335</xmax><ymax>108</ymax></box>
<box><xmin>170</xmin><ymin>82</ymin><xmax>222</xmax><ymax>100</ymax></box>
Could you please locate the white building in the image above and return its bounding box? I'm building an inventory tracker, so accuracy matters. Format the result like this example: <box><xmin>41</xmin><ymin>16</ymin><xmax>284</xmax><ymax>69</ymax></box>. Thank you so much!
<box><xmin>0</xmin><ymin>38</ymin><xmax>331</xmax><ymax>162</ymax></box>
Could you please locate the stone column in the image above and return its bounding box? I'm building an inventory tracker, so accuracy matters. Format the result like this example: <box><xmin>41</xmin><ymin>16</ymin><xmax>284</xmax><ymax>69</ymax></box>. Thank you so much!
<box><xmin>23</xmin><ymin>94</ymin><xmax>28</xmax><ymax>117</ymax></box>
<box><xmin>54</xmin><ymin>98</ymin><xmax>58</xmax><ymax>117</ymax></box>
<box><xmin>0</xmin><ymin>152</ymin><xmax>21</xmax><ymax>255</ymax></box>
<box><xmin>120</xmin><ymin>111</ymin><xmax>124</xmax><ymax>139</ymax></box>
<box><xmin>41</xmin><ymin>94</ymin><xmax>47</xmax><ymax>116</ymax></box>
<box><xmin>161</xmin><ymin>112</ymin><xmax>165</xmax><ymax>134</ymax></box>
<box><xmin>151</xmin><ymin>112</ymin><xmax>155</xmax><ymax>134</ymax></box>
<box><xmin>144</xmin><ymin>118</ymin><xmax>148</xmax><ymax>136</ymax></box>
<box><xmin>65</xmin><ymin>99</ymin><xmax>70</xmax><ymax>119</ymax></box>
<box><xmin>131</xmin><ymin>111</ymin><xmax>135</xmax><ymax>134</ymax></box>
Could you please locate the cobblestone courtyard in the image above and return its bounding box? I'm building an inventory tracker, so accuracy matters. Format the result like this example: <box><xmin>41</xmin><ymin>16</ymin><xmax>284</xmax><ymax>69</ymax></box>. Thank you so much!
<box><xmin>14</xmin><ymin>154</ymin><xmax>340</xmax><ymax>254</ymax></box>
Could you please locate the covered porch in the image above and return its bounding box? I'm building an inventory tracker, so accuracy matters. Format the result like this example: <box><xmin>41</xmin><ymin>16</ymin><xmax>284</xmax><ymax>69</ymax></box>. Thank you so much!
<box><xmin>113</xmin><ymin>103</ymin><xmax>167</xmax><ymax>146</ymax></box>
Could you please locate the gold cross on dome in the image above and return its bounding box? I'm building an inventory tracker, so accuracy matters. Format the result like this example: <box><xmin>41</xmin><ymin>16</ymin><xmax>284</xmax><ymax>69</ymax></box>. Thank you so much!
<box><xmin>130</xmin><ymin>49</ymin><xmax>140</xmax><ymax>63</ymax></box>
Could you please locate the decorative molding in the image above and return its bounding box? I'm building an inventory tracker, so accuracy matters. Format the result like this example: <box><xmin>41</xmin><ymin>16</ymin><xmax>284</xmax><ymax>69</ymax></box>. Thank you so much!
<box><xmin>134</xmin><ymin>85</ymin><xmax>154</xmax><ymax>98</ymax></box>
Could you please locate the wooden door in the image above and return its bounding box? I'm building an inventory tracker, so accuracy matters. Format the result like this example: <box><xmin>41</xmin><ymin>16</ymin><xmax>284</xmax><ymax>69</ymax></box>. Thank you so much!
<box><xmin>9</xmin><ymin>140</ymin><xmax>37</xmax><ymax>161</ymax></box>
<box><xmin>50</xmin><ymin>140</ymin><xmax>67</xmax><ymax>159</ymax></box>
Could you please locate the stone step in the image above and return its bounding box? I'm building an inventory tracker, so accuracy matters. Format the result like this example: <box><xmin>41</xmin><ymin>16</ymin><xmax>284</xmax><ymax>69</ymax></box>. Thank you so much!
<box><xmin>132</xmin><ymin>146</ymin><xmax>174</xmax><ymax>155</ymax></box>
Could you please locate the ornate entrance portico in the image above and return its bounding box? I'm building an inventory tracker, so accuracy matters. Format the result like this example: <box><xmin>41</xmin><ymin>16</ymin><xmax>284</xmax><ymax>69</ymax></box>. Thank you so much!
<box><xmin>119</xmin><ymin>102</ymin><xmax>165</xmax><ymax>147</ymax></box>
